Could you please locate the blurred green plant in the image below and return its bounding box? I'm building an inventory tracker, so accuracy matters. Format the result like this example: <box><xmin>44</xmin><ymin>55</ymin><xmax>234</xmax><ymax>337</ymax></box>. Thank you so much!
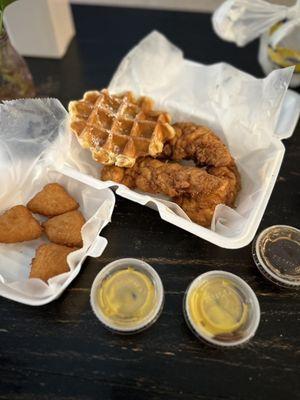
<box><xmin>0</xmin><ymin>0</ymin><xmax>35</xmax><ymax>100</ymax></box>
<box><xmin>0</xmin><ymin>0</ymin><xmax>18</xmax><ymax>36</ymax></box>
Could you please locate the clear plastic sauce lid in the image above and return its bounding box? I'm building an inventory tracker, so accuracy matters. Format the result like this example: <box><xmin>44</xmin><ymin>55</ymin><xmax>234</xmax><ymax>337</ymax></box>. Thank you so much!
<box><xmin>253</xmin><ymin>225</ymin><xmax>300</xmax><ymax>288</ymax></box>
<box><xmin>184</xmin><ymin>271</ymin><xmax>260</xmax><ymax>347</ymax></box>
<box><xmin>90</xmin><ymin>258</ymin><xmax>164</xmax><ymax>334</ymax></box>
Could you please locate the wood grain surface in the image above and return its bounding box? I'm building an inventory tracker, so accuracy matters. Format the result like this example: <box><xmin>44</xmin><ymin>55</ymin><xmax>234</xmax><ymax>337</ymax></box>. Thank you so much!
<box><xmin>0</xmin><ymin>5</ymin><xmax>299</xmax><ymax>400</ymax></box>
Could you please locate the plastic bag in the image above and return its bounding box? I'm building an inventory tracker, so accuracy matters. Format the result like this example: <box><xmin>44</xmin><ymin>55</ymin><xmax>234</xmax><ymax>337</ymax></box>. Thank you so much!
<box><xmin>212</xmin><ymin>0</ymin><xmax>300</xmax><ymax>87</ymax></box>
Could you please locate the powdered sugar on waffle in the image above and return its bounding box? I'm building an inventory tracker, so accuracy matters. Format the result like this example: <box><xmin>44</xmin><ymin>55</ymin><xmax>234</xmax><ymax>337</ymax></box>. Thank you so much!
<box><xmin>69</xmin><ymin>89</ymin><xmax>175</xmax><ymax>167</ymax></box>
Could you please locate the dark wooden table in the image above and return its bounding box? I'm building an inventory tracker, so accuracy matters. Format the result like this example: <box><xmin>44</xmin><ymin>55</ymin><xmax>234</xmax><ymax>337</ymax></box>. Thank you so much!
<box><xmin>1</xmin><ymin>5</ymin><xmax>299</xmax><ymax>400</ymax></box>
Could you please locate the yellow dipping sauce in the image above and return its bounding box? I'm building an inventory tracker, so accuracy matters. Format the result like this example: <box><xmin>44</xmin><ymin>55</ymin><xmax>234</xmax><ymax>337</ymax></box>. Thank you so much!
<box><xmin>188</xmin><ymin>278</ymin><xmax>248</xmax><ymax>338</ymax></box>
<box><xmin>268</xmin><ymin>22</ymin><xmax>300</xmax><ymax>73</ymax></box>
<box><xmin>97</xmin><ymin>267</ymin><xmax>157</xmax><ymax>329</ymax></box>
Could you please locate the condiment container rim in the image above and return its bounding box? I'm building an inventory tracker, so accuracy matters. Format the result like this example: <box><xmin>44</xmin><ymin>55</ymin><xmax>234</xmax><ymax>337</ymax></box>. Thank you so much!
<box><xmin>253</xmin><ymin>225</ymin><xmax>300</xmax><ymax>287</ymax></box>
<box><xmin>184</xmin><ymin>270</ymin><xmax>261</xmax><ymax>347</ymax></box>
<box><xmin>90</xmin><ymin>258</ymin><xmax>164</xmax><ymax>334</ymax></box>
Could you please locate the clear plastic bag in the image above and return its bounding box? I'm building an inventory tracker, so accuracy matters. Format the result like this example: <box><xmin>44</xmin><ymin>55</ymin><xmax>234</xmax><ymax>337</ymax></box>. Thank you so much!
<box><xmin>212</xmin><ymin>0</ymin><xmax>300</xmax><ymax>87</ymax></box>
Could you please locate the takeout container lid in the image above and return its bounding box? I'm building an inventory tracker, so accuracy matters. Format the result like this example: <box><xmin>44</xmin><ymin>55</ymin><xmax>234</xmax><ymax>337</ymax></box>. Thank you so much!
<box><xmin>90</xmin><ymin>258</ymin><xmax>164</xmax><ymax>334</ymax></box>
<box><xmin>183</xmin><ymin>270</ymin><xmax>260</xmax><ymax>347</ymax></box>
<box><xmin>252</xmin><ymin>225</ymin><xmax>300</xmax><ymax>288</ymax></box>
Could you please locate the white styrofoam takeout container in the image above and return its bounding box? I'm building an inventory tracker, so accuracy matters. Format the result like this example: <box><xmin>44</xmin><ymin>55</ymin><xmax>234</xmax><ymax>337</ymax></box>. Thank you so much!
<box><xmin>59</xmin><ymin>56</ymin><xmax>300</xmax><ymax>249</ymax></box>
<box><xmin>0</xmin><ymin>99</ymin><xmax>115</xmax><ymax>306</ymax></box>
<box><xmin>0</xmin><ymin>170</ymin><xmax>115</xmax><ymax>306</ymax></box>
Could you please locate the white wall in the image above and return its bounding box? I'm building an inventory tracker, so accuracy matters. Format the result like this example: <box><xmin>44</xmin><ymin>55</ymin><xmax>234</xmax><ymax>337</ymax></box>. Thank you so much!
<box><xmin>70</xmin><ymin>0</ymin><xmax>221</xmax><ymax>12</ymax></box>
<box><xmin>70</xmin><ymin>0</ymin><xmax>295</xmax><ymax>13</ymax></box>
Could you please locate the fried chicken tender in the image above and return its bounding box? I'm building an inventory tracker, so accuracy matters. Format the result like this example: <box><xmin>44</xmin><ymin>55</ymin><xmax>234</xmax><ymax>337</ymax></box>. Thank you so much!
<box><xmin>101</xmin><ymin>158</ymin><xmax>230</xmax><ymax>226</ymax></box>
<box><xmin>101</xmin><ymin>123</ymin><xmax>241</xmax><ymax>227</ymax></box>
<box><xmin>162</xmin><ymin>122</ymin><xmax>241</xmax><ymax>224</ymax></box>
<box><xmin>27</xmin><ymin>183</ymin><xmax>79</xmax><ymax>217</ymax></box>
<box><xmin>0</xmin><ymin>205</ymin><xmax>42</xmax><ymax>243</ymax></box>
<box><xmin>163</xmin><ymin>123</ymin><xmax>234</xmax><ymax>167</ymax></box>
<box><xmin>173</xmin><ymin>197</ymin><xmax>217</xmax><ymax>227</ymax></box>
<box><xmin>163</xmin><ymin>122</ymin><xmax>241</xmax><ymax>195</ymax></box>
<box><xmin>30</xmin><ymin>243</ymin><xmax>76</xmax><ymax>282</ymax></box>
<box><xmin>101</xmin><ymin>158</ymin><xmax>229</xmax><ymax>198</ymax></box>
<box><xmin>208</xmin><ymin>165</ymin><xmax>241</xmax><ymax>206</ymax></box>
<box><xmin>42</xmin><ymin>210</ymin><xmax>85</xmax><ymax>247</ymax></box>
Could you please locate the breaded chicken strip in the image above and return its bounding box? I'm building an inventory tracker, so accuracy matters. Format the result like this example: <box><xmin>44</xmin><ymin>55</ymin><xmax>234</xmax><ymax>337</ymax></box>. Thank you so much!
<box><xmin>101</xmin><ymin>158</ymin><xmax>230</xmax><ymax>226</ymax></box>
<box><xmin>101</xmin><ymin>158</ymin><xmax>229</xmax><ymax>198</ymax></box>
<box><xmin>102</xmin><ymin>123</ymin><xmax>241</xmax><ymax>227</ymax></box>
<box><xmin>163</xmin><ymin>123</ymin><xmax>234</xmax><ymax>167</ymax></box>
<box><xmin>207</xmin><ymin>165</ymin><xmax>241</xmax><ymax>206</ymax></box>
<box><xmin>163</xmin><ymin>122</ymin><xmax>241</xmax><ymax>220</ymax></box>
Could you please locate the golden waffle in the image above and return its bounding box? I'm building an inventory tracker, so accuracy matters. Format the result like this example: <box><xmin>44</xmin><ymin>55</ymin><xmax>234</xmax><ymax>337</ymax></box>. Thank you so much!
<box><xmin>68</xmin><ymin>89</ymin><xmax>175</xmax><ymax>167</ymax></box>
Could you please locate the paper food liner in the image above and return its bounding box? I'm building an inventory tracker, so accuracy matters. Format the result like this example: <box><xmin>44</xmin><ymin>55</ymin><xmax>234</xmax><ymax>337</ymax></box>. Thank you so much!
<box><xmin>0</xmin><ymin>99</ymin><xmax>115</xmax><ymax>304</ymax></box>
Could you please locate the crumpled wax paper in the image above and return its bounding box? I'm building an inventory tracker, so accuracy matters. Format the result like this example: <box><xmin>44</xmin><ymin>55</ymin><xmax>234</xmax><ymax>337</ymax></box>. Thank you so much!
<box><xmin>107</xmin><ymin>31</ymin><xmax>294</xmax><ymax>237</ymax></box>
<box><xmin>0</xmin><ymin>99</ymin><xmax>114</xmax><ymax>301</ymax></box>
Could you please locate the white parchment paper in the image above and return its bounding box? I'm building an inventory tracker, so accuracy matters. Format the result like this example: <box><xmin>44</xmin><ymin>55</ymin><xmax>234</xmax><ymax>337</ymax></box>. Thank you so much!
<box><xmin>0</xmin><ymin>99</ymin><xmax>114</xmax><ymax>304</ymax></box>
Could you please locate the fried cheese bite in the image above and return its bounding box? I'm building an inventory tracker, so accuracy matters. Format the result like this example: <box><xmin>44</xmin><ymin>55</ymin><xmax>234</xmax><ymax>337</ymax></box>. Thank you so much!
<box><xmin>0</xmin><ymin>205</ymin><xmax>42</xmax><ymax>243</ymax></box>
<box><xmin>42</xmin><ymin>210</ymin><xmax>85</xmax><ymax>247</ymax></box>
<box><xmin>30</xmin><ymin>243</ymin><xmax>77</xmax><ymax>282</ymax></box>
<box><xmin>27</xmin><ymin>183</ymin><xmax>79</xmax><ymax>217</ymax></box>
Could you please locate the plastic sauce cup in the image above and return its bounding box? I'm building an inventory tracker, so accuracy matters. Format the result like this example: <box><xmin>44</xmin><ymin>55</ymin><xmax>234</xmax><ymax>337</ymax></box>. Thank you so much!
<box><xmin>90</xmin><ymin>258</ymin><xmax>164</xmax><ymax>334</ymax></box>
<box><xmin>252</xmin><ymin>225</ymin><xmax>300</xmax><ymax>288</ymax></box>
<box><xmin>184</xmin><ymin>271</ymin><xmax>260</xmax><ymax>347</ymax></box>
